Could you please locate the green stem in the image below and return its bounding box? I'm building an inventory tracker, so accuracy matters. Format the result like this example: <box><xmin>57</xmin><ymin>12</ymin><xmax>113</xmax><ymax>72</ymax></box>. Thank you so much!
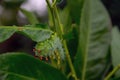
<box><xmin>49</xmin><ymin>0</ymin><xmax>78</xmax><ymax>80</ymax></box>
<box><xmin>104</xmin><ymin>64</ymin><xmax>120</xmax><ymax>80</ymax></box>
<box><xmin>63</xmin><ymin>40</ymin><xmax>78</xmax><ymax>80</ymax></box>
<box><xmin>51</xmin><ymin>0</ymin><xmax>56</xmax><ymax>7</ymax></box>
<box><xmin>52</xmin><ymin>5</ymin><xmax>63</xmax><ymax>38</ymax></box>
<box><xmin>46</xmin><ymin>0</ymin><xmax>78</xmax><ymax>80</ymax></box>
<box><xmin>46</xmin><ymin>0</ymin><xmax>55</xmax><ymax>29</ymax></box>
<box><xmin>67</xmin><ymin>72</ymin><xmax>72</xmax><ymax>79</ymax></box>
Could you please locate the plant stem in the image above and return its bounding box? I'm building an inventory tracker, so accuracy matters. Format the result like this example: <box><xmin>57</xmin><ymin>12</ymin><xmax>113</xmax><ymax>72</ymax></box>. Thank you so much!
<box><xmin>63</xmin><ymin>40</ymin><xmax>78</xmax><ymax>80</ymax></box>
<box><xmin>67</xmin><ymin>72</ymin><xmax>72</xmax><ymax>79</ymax></box>
<box><xmin>46</xmin><ymin>0</ymin><xmax>55</xmax><ymax>29</ymax></box>
<box><xmin>104</xmin><ymin>64</ymin><xmax>120</xmax><ymax>80</ymax></box>
<box><xmin>50</xmin><ymin>1</ymin><xmax>78</xmax><ymax>80</ymax></box>
<box><xmin>46</xmin><ymin>0</ymin><xmax>78</xmax><ymax>80</ymax></box>
<box><xmin>52</xmin><ymin>5</ymin><xmax>63</xmax><ymax>38</ymax></box>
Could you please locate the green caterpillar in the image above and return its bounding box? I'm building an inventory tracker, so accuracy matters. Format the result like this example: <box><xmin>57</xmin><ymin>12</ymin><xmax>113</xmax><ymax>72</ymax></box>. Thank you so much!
<box><xmin>34</xmin><ymin>33</ymin><xmax>65</xmax><ymax>60</ymax></box>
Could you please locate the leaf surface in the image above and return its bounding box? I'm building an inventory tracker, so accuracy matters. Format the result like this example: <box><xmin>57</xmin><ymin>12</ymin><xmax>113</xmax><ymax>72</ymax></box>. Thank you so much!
<box><xmin>20</xmin><ymin>8</ymin><xmax>39</xmax><ymax>24</ymax></box>
<box><xmin>0</xmin><ymin>26</ymin><xmax>53</xmax><ymax>42</ymax></box>
<box><xmin>0</xmin><ymin>53</ymin><xmax>67</xmax><ymax>80</ymax></box>
<box><xmin>74</xmin><ymin>0</ymin><xmax>111</xmax><ymax>79</ymax></box>
<box><xmin>111</xmin><ymin>27</ymin><xmax>120</xmax><ymax>77</ymax></box>
<box><xmin>68</xmin><ymin>0</ymin><xmax>84</xmax><ymax>24</ymax></box>
<box><xmin>0</xmin><ymin>27</ymin><xmax>17</xmax><ymax>43</ymax></box>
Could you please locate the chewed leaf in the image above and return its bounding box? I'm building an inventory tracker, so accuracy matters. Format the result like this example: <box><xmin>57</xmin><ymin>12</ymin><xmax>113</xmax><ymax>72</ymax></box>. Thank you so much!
<box><xmin>35</xmin><ymin>33</ymin><xmax>65</xmax><ymax>60</ymax></box>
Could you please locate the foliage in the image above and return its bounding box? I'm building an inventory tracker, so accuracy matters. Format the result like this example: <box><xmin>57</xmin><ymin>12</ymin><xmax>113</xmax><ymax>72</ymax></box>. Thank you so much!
<box><xmin>0</xmin><ymin>53</ymin><xmax>67</xmax><ymax>80</ymax></box>
<box><xmin>74</xmin><ymin>0</ymin><xmax>111</xmax><ymax>79</ymax></box>
<box><xmin>0</xmin><ymin>0</ymin><xmax>120</xmax><ymax>80</ymax></box>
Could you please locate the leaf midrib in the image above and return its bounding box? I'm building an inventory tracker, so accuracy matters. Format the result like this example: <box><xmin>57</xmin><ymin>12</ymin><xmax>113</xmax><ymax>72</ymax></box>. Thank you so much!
<box><xmin>81</xmin><ymin>0</ymin><xmax>91</xmax><ymax>80</ymax></box>
<box><xmin>0</xmin><ymin>26</ymin><xmax>53</xmax><ymax>32</ymax></box>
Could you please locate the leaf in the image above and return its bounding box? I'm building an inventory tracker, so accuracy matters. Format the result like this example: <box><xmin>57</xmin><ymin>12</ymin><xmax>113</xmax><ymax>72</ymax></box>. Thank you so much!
<box><xmin>110</xmin><ymin>77</ymin><xmax>120</xmax><ymax>80</ymax></box>
<box><xmin>0</xmin><ymin>52</ymin><xmax>67</xmax><ymax>80</ymax></box>
<box><xmin>20</xmin><ymin>8</ymin><xmax>39</xmax><ymax>24</ymax></box>
<box><xmin>21</xmin><ymin>27</ymin><xmax>53</xmax><ymax>42</ymax></box>
<box><xmin>111</xmin><ymin>27</ymin><xmax>120</xmax><ymax>77</ymax></box>
<box><xmin>74</xmin><ymin>0</ymin><xmax>111</xmax><ymax>80</ymax></box>
<box><xmin>24</xmin><ymin>24</ymin><xmax>49</xmax><ymax>29</ymax></box>
<box><xmin>0</xmin><ymin>26</ymin><xmax>53</xmax><ymax>42</ymax></box>
<box><xmin>59</xmin><ymin>7</ymin><xmax>72</xmax><ymax>32</ymax></box>
<box><xmin>0</xmin><ymin>27</ymin><xmax>17</xmax><ymax>43</ymax></box>
<box><xmin>59</xmin><ymin>7</ymin><xmax>79</xmax><ymax>57</ymax></box>
<box><xmin>68</xmin><ymin>0</ymin><xmax>84</xmax><ymax>24</ymax></box>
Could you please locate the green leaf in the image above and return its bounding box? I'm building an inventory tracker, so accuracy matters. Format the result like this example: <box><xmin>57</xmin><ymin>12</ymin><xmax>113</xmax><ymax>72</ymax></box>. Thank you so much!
<box><xmin>0</xmin><ymin>26</ymin><xmax>53</xmax><ymax>42</ymax></box>
<box><xmin>59</xmin><ymin>7</ymin><xmax>72</xmax><ymax>32</ymax></box>
<box><xmin>20</xmin><ymin>8</ymin><xmax>39</xmax><ymax>24</ymax></box>
<box><xmin>0</xmin><ymin>27</ymin><xmax>17</xmax><ymax>43</ymax></box>
<box><xmin>110</xmin><ymin>77</ymin><xmax>120</xmax><ymax>80</ymax></box>
<box><xmin>24</xmin><ymin>24</ymin><xmax>49</xmax><ymax>29</ymax></box>
<box><xmin>111</xmin><ymin>27</ymin><xmax>120</xmax><ymax>77</ymax></box>
<box><xmin>21</xmin><ymin>27</ymin><xmax>53</xmax><ymax>42</ymax></box>
<box><xmin>68</xmin><ymin>0</ymin><xmax>84</xmax><ymax>24</ymax></box>
<box><xmin>0</xmin><ymin>52</ymin><xmax>67</xmax><ymax>80</ymax></box>
<box><xmin>74</xmin><ymin>0</ymin><xmax>111</xmax><ymax>80</ymax></box>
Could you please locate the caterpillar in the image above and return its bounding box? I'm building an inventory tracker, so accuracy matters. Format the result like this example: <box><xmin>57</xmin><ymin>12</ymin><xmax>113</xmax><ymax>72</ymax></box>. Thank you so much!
<box><xmin>33</xmin><ymin>33</ymin><xmax>65</xmax><ymax>61</ymax></box>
